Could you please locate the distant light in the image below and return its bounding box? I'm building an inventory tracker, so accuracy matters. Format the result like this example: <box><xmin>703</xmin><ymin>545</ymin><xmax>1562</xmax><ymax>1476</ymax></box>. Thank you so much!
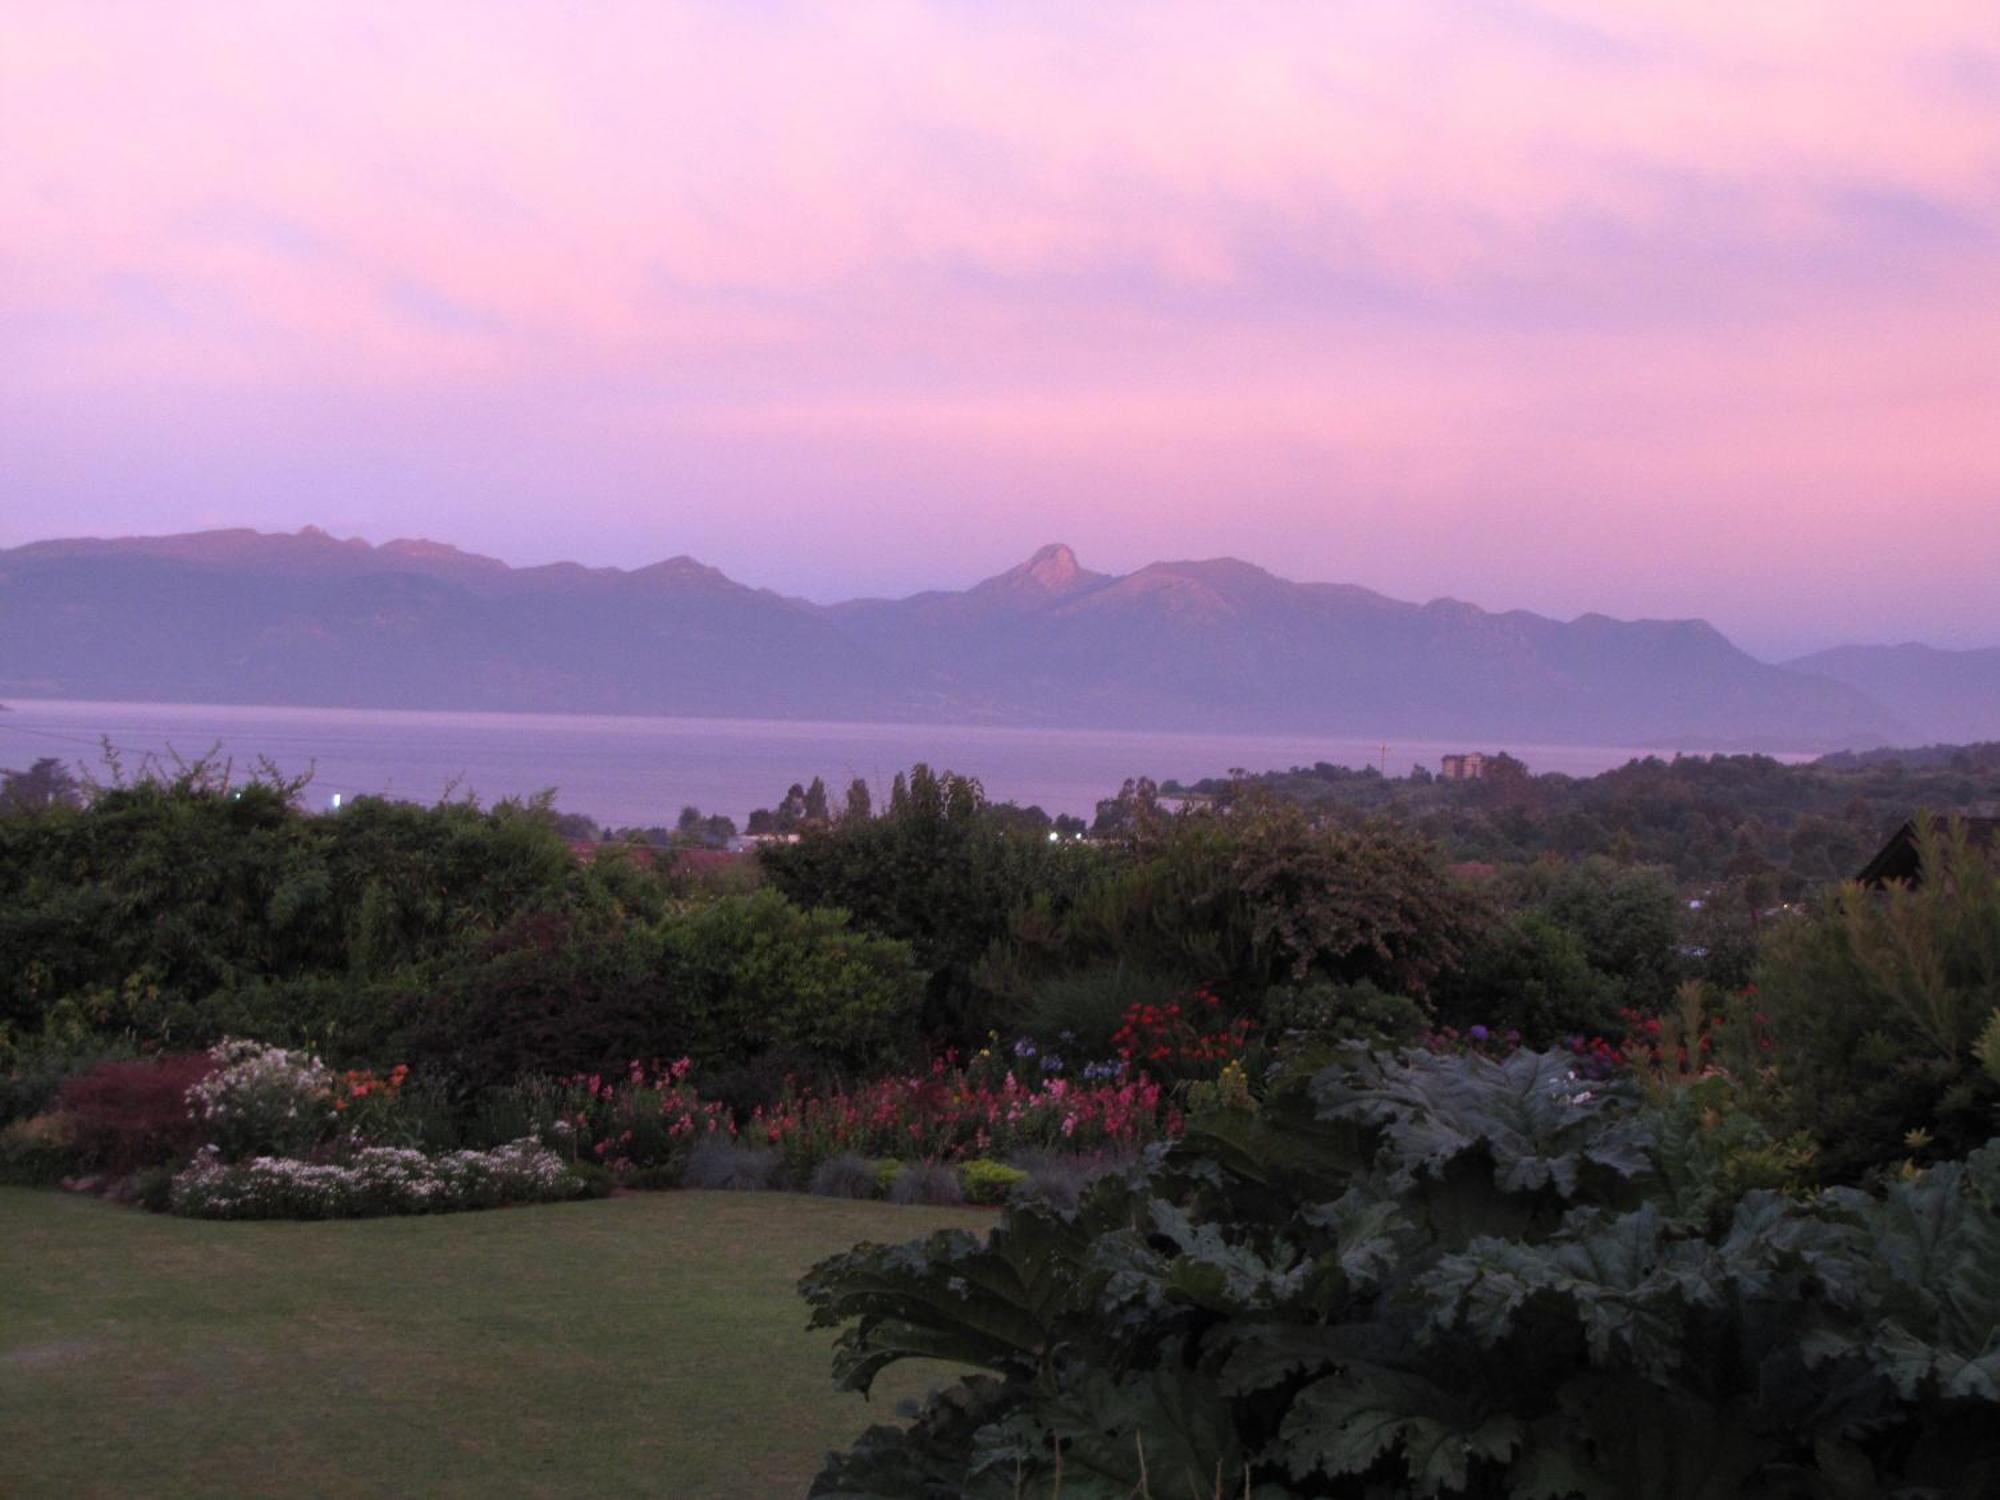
<box><xmin>330</xmin><ymin>793</ymin><xmax>343</xmax><ymax>810</ymax></box>
<box><xmin>1048</xmin><ymin>831</ymin><xmax>1059</xmax><ymax>842</ymax></box>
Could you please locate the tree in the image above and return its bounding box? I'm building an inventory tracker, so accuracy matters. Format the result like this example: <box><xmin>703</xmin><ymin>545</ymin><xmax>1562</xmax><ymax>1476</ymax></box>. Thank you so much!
<box><xmin>777</xmin><ymin>783</ymin><xmax>808</xmax><ymax>833</ymax></box>
<box><xmin>1091</xmin><ymin>776</ymin><xmax>1161</xmax><ymax>838</ymax></box>
<box><xmin>843</xmin><ymin>777</ymin><xmax>872</xmax><ymax>823</ymax></box>
<box><xmin>0</xmin><ymin>757</ymin><xmax>82</xmax><ymax>816</ymax></box>
<box><xmin>803</xmin><ymin>776</ymin><xmax>831</xmax><ymax>826</ymax></box>
<box><xmin>672</xmin><ymin>805</ymin><xmax>736</xmax><ymax>848</ymax></box>
<box><xmin>758</xmin><ymin>764</ymin><xmax>1103</xmax><ymax>1039</ymax></box>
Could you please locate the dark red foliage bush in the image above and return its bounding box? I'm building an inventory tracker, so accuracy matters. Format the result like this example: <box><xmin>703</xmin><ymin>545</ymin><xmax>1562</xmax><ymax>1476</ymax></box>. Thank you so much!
<box><xmin>57</xmin><ymin>1053</ymin><xmax>215</xmax><ymax>1171</ymax></box>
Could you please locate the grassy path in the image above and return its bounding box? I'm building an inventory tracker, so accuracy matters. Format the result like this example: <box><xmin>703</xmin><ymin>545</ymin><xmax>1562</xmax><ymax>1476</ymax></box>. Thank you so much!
<box><xmin>0</xmin><ymin>1187</ymin><xmax>984</xmax><ymax>1499</ymax></box>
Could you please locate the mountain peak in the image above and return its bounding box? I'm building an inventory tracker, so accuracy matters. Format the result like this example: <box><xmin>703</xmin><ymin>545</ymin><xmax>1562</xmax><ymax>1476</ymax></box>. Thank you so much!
<box><xmin>976</xmin><ymin>543</ymin><xmax>1100</xmax><ymax>598</ymax></box>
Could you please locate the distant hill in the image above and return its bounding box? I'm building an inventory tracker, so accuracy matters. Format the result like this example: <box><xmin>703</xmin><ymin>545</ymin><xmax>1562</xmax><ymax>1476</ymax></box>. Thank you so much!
<box><xmin>1788</xmin><ymin>644</ymin><xmax>2000</xmax><ymax>747</ymax></box>
<box><xmin>0</xmin><ymin>526</ymin><xmax>1923</xmax><ymax>749</ymax></box>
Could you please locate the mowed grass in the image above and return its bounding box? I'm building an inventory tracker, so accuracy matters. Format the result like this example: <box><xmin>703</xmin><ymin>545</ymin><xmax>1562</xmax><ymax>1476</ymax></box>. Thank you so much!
<box><xmin>0</xmin><ymin>1187</ymin><xmax>986</xmax><ymax>1499</ymax></box>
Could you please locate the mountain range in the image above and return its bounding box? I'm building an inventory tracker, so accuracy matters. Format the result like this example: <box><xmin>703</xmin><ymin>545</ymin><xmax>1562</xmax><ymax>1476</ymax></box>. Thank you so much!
<box><xmin>1</xmin><ymin>526</ymin><xmax>1992</xmax><ymax>752</ymax></box>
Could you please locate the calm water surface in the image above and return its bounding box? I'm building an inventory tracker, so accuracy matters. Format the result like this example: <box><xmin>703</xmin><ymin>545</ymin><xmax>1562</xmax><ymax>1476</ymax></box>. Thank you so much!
<box><xmin>0</xmin><ymin>699</ymin><xmax>1738</xmax><ymax>826</ymax></box>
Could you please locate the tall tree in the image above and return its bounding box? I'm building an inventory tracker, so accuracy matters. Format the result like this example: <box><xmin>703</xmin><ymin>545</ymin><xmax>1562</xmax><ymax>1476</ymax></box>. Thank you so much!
<box><xmin>843</xmin><ymin>776</ymin><xmax>872</xmax><ymax>823</ymax></box>
<box><xmin>0</xmin><ymin>757</ymin><xmax>82</xmax><ymax>815</ymax></box>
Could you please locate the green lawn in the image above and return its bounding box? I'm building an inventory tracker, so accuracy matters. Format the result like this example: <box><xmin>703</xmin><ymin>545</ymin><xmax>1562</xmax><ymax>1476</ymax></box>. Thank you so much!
<box><xmin>0</xmin><ymin>1187</ymin><xmax>986</xmax><ymax>1499</ymax></box>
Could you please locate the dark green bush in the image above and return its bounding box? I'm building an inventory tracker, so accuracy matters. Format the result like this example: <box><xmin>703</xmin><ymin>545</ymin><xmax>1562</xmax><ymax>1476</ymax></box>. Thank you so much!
<box><xmin>1262</xmin><ymin>978</ymin><xmax>1429</xmax><ymax>1050</ymax></box>
<box><xmin>0</xmin><ymin>1113</ymin><xmax>79</xmax><ymax>1185</ymax></box>
<box><xmin>566</xmin><ymin>1160</ymin><xmax>617</xmax><ymax>1199</ymax></box>
<box><xmin>133</xmin><ymin>1165</ymin><xmax>177</xmax><ymax>1212</ymax></box>
<box><xmin>1013</xmin><ymin>962</ymin><xmax>1179</xmax><ymax>1055</ymax></box>
<box><xmin>804</xmin><ymin>1047</ymin><xmax>2000</xmax><ymax>1498</ymax></box>
<box><xmin>758</xmin><ymin>765</ymin><xmax>1103</xmax><ymax>1040</ymax></box>
<box><xmin>660</xmin><ymin>889</ymin><xmax>924</xmax><ymax>1072</ymax></box>
<box><xmin>1755</xmin><ymin>814</ymin><xmax>2000</xmax><ymax>1181</ymax></box>
<box><xmin>624</xmin><ymin>1163</ymin><xmax>683</xmax><ymax>1192</ymax></box>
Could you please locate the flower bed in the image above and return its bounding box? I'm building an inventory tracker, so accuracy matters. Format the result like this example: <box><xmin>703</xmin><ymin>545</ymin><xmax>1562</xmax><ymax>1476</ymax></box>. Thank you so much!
<box><xmin>533</xmin><ymin>1058</ymin><xmax>739</xmax><ymax>1175</ymax></box>
<box><xmin>171</xmin><ymin>1138</ymin><xmax>584</xmax><ymax>1220</ymax></box>
<box><xmin>749</xmin><ymin>1060</ymin><xmax>1178</xmax><ymax>1177</ymax></box>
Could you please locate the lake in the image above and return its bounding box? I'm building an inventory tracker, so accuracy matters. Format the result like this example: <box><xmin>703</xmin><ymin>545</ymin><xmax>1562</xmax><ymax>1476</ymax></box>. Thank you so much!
<box><xmin>0</xmin><ymin>699</ymin><xmax>1719</xmax><ymax>827</ymax></box>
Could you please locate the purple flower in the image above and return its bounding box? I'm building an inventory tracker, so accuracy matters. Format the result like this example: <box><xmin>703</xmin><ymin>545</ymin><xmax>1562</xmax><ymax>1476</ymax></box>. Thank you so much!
<box><xmin>1468</xmin><ymin>1025</ymin><xmax>1490</xmax><ymax>1041</ymax></box>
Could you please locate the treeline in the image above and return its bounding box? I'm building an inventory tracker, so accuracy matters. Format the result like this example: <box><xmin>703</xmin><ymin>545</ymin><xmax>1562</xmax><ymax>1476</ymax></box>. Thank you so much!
<box><xmin>5</xmin><ymin>757</ymin><xmax>1996</xmax><ymax>1184</ymax></box>
<box><xmin>2</xmin><ymin>762</ymin><xmax>1702</xmax><ymax>1087</ymax></box>
<box><xmin>0</xmin><ymin>765</ymin><xmax>922</xmax><ymax>1107</ymax></box>
<box><xmin>1164</xmin><ymin>744</ymin><xmax>2000</xmax><ymax>889</ymax></box>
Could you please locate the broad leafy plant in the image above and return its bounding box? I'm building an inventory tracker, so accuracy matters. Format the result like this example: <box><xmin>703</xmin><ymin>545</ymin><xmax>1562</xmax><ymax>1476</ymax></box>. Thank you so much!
<box><xmin>802</xmin><ymin>1047</ymin><xmax>2000</xmax><ymax>1498</ymax></box>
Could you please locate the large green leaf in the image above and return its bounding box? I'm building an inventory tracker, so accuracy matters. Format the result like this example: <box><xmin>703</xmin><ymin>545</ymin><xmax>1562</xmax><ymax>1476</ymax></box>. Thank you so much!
<box><xmin>1281</xmin><ymin>1365</ymin><xmax>1522</xmax><ymax>1494</ymax></box>
<box><xmin>1313</xmin><ymin>1048</ymin><xmax>1655</xmax><ymax>1200</ymax></box>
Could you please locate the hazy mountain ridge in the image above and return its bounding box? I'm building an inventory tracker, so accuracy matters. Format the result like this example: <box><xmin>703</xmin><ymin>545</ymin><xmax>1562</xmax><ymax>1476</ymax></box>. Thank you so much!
<box><xmin>1787</xmin><ymin>644</ymin><xmax>2000</xmax><ymax>747</ymax></box>
<box><xmin>0</xmin><ymin>526</ymin><xmax>1965</xmax><ymax>749</ymax></box>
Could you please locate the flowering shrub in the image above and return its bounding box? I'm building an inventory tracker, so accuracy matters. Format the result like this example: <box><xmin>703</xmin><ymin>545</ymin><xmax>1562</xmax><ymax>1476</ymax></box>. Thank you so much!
<box><xmin>544</xmin><ymin>1058</ymin><xmax>737</xmax><ymax>1175</ymax></box>
<box><xmin>57</xmin><ymin>1052</ymin><xmax>216</xmax><ymax>1171</ymax></box>
<box><xmin>170</xmin><ymin>1138</ymin><xmax>583</xmax><ymax>1219</ymax></box>
<box><xmin>1109</xmin><ymin>989</ymin><xmax>1252</xmax><ymax>1084</ymax></box>
<box><xmin>1427</xmin><ymin>986</ymin><xmax>1779</xmax><ymax>1087</ymax></box>
<box><xmin>187</xmin><ymin>1039</ymin><xmax>338</xmax><ymax>1161</ymax></box>
<box><xmin>332</xmin><ymin>1063</ymin><xmax>410</xmax><ymax>1141</ymax></box>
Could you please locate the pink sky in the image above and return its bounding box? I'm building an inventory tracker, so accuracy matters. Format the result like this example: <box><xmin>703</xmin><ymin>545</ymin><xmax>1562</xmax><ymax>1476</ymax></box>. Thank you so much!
<box><xmin>3</xmin><ymin>2</ymin><xmax>1996</xmax><ymax>658</ymax></box>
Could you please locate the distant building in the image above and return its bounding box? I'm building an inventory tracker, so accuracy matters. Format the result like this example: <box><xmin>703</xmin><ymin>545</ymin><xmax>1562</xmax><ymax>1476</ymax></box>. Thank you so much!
<box><xmin>1856</xmin><ymin>816</ymin><xmax>1999</xmax><ymax>888</ymax></box>
<box><xmin>1439</xmin><ymin>753</ymin><xmax>1489</xmax><ymax>781</ymax></box>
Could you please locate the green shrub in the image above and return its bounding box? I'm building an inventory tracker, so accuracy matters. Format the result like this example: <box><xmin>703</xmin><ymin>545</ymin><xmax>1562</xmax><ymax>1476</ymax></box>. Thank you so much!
<box><xmin>0</xmin><ymin>773</ymin><xmax>597</xmax><ymax>1059</ymax></box>
<box><xmin>956</xmin><ymin>1158</ymin><xmax>1027</xmax><ymax>1206</ymax></box>
<box><xmin>758</xmin><ymin>765</ymin><xmax>1106</xmax><ymax>1039</ymax></box>
<box><xmin>1755</xmin><ymin>814</ymin><xmax>2000</xmax><ymax>1179</ymax></box>
<box><xmin>624</xmin><ymin>1163</ymin><xmax>684</xmax><ymax>1192</ymax></box>
<box><xmin>0</xmin><ymin>1035</ymin><xmax>139</xmax><ymax>1128</ymax></box>
<box><xmin>397</xmin><ymin>909</ymin><xmax>675</xmax><ymax>1090</ymax></box>
<box><xmin>133</xmin><ymin>1164</ymin><xmax>176</xmax><ymax>1212</ymax></box>
<box><xmin>566</xmin><ymin>1160</ymin><xmax>617</xmax><ymax>1199</ymax></box>
<box><xmin>1014</xmin><ymin>963</ymin><xmax>1179</xmax><ymax>1056</ymax></box>
<box><xmin>661</xmin><ymin>890</ymin><xmax>925</xmax><ymax>1072</ymax></box>
<box><xmin>0</xmin><ymin>1112</ymin><xmax>79</xmax><ymax>1185</ymax></box>
<box><xmin>804</xmin><ymin>1047</ymin><xmax>2000</xmax><ymax>1498</ymax></box>
<box><xmin>870</xmin><ymin>1159</ymin><xmax>904</xmax><ymax>1196</ymax></box>
<box><xmin>1263</xmin><ymin>977</ymin><xmax>1429</xmax><ymax>1050</ymax></box>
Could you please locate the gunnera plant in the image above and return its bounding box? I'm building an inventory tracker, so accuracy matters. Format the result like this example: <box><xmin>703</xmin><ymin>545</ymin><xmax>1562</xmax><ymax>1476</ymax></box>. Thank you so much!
<box><xmin>809</xmin><ymin>1152</ymin><xmax>878</xmax><ymax>1199</ymax></box>
<box><xmin>682</xmin><ymin>1138</ymin><xmax>779</xmax><ymax>1192</ymax></box>
<box><xmin>887</xmin><ymin>1160</ymin><xmax>964</xmax><ymax>1206</ymax></box>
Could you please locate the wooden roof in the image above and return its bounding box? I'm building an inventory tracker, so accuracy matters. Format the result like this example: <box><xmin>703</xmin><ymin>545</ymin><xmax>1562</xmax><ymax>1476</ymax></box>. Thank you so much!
<box><xmin>1855</xmin><ymin>816</ymin><xmax>2000</xmax><ymax>887</ymax></box>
